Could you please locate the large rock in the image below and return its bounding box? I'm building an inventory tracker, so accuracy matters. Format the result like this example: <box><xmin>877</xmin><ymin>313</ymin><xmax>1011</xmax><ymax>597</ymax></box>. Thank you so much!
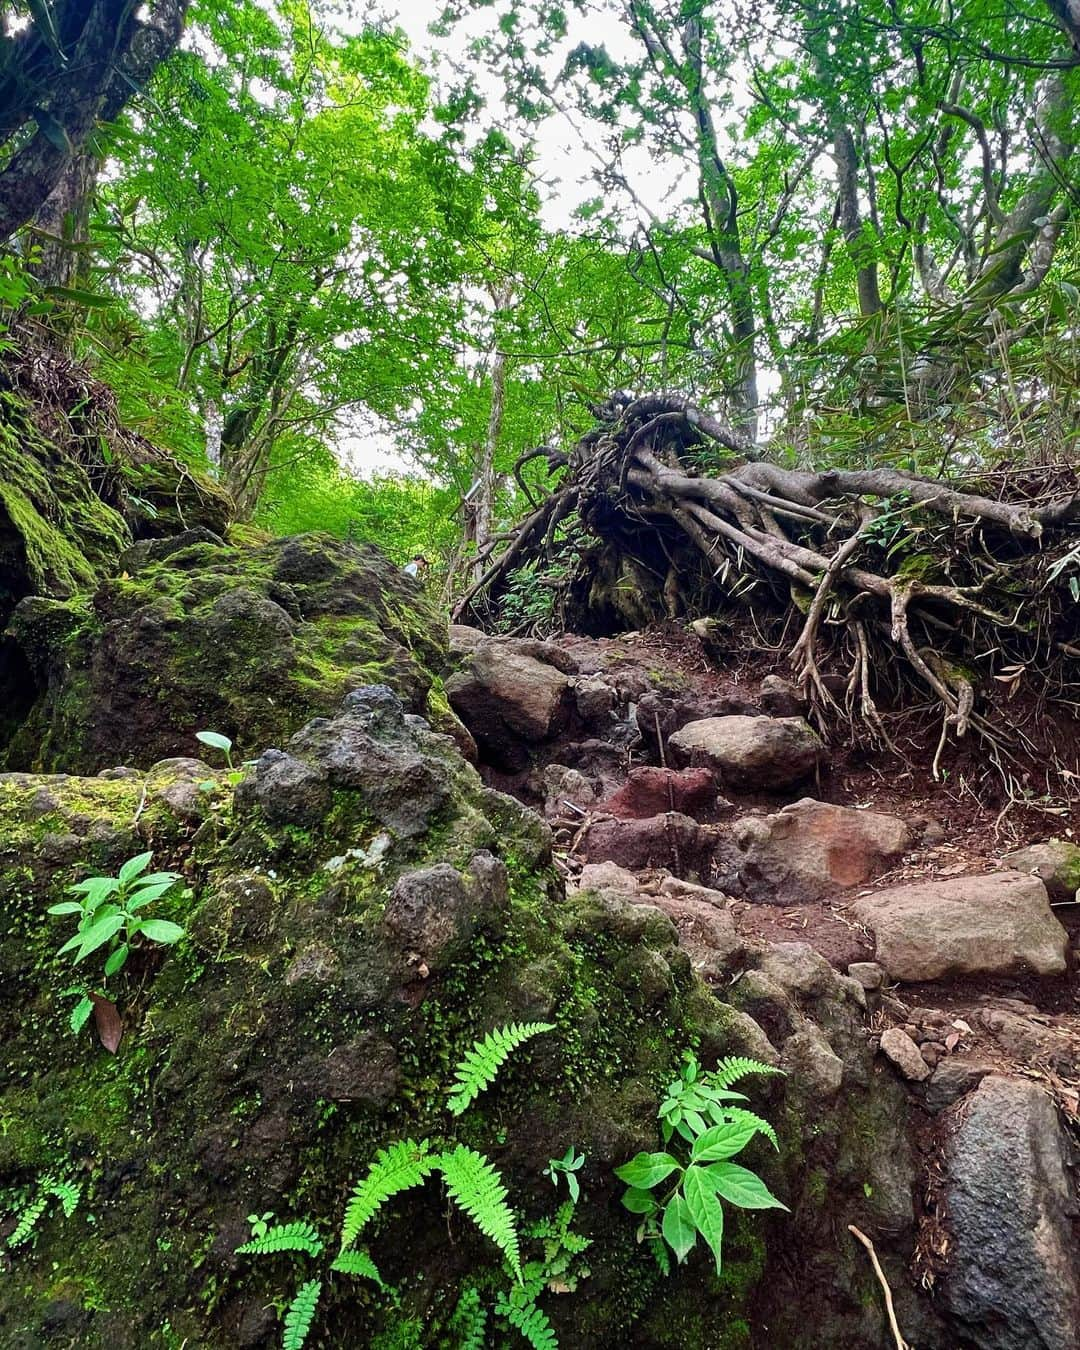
<box><xmin>733</xmin><ymin>797</ymin><xmax>909</xmax><ymax>901</ymax></box>
<box><xmin>945</xmin><ymin>1075</ymin><xmax>1080</xmax><ymax>1350</ymax></box>
<box><xmin>668</xmin><ymin>714</ymin><xmax>824</xmax><ymax>790</ymax></box>
<box><xmin>446</xmin><ymin>643</ymin><xmax>570</xmax><ymax>768</ymax></box>
<box><xmin>3</xmin><ymin>532</ymin><xmax>447</xmax><ymax>773</ymax></box>
<box><xmin>1002</xmin><ymin>838</ymin><xmax>1080</xmax><ymax>903</ymax></box>
<box><xmin>601</xmin><ymin>765</ymin><xmax>717</xmax><ymax>819</ymax></box>
<box><xmin>853</xmin><ymin>872</ymin><xmax>1069</xmax><ymax>981</ymax></box>
<box><xmin>580</xmin><ymin>811</ymin><xmax>715</xmax><ymax>876</ymax></box>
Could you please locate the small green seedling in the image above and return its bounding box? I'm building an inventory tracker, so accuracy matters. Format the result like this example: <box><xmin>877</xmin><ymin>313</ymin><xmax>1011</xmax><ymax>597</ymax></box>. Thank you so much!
<box><xmin>6</xmin><ymin>1174</ymin><xmax>82</xmax><ymax>1248</ymax></box>
<box><xmin>196</xmin><ymin>729</ymin><xmax>235</xmax><ymax>769</ymax></box>
<box><xmin>543</xmin><ymin>1147</ymin><xmax>585</xmax><ymax>1204</ymax></box>
<box><xmin>49</xmin><ymin>851</ymin><xmax>186</xmax><ymax>993</ymax></box>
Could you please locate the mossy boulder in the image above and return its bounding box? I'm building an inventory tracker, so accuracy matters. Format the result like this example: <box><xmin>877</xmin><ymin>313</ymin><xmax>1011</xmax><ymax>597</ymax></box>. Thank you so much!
<box><xmin>0</xmin><ymin>687</ymin><xmax>779</xmax><ymax>1348</ymax></box>
<box><xmin>3</xmin><ymin>532</ymin><xmax>453</xmax><ymax>773</ymax></box>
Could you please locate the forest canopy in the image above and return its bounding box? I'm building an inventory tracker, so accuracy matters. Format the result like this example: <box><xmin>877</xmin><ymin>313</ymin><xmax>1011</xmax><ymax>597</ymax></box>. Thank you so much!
<box><xmin>1</xmin><ymin>0</ymin><xmax>1078</xmax><ymax>579</ymax></box>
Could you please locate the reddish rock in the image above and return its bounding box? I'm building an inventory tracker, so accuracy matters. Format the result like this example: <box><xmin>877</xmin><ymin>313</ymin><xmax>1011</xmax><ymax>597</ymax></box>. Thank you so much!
<box><xmin>601</xmin><ymin>765</ymin><xmax>717</xmax><ymax>820</ymax></box>
<box><xmin>581</xmin><ymin>812</ymin><xmax>715</xmax><ymax>877</ymax></box>
<box><xmin>733</xmin><ymin>797</ymin><xmax>910</xmax><ymax>901</ymax></box>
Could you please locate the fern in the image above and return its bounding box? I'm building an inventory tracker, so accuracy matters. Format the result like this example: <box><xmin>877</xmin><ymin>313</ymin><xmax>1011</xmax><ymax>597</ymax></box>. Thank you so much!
<box><xmin>448</xmin><ymin>1286</ymin><xmax>488</xmax><ymax>1350</ymax></box>
<box><xmin>45</xmin><ymin>1177</ymin><xmax>81</xmax><ymax>1217</ymax></box>
<box><xmin>339</xmin><ymin>1138</ymin><xmax>434</xmax><ymax>1252</ymax></box>
<box><xmin>6</xmin><ymin>1175</ymin><xmax>81</xmax><ymax>1248</ymax></box>
<box><xmin>282</xmin><ymin>1279</ymin><xmax>322</xmax><ymax>1350</ymax></box>
<box><xmin>6</xmin><ymin>1193</ymin><xmax>48</xmax><ymax>1248</ymax></box>
<box><xmin>447</xmin><ymin>1022</ymin><xmax>555</xmax><ymax>1116</ymax></box>
<box><xmin>436</xmin><ymin>1145</ymin><xmax>522</xmax><ymax>1282</ymax></box>
<box><xmin>495</xmin><ymin>1293</ymin><xmax>559</xmax><ymax>1350</ymax></box>
<box><xmin>711</xmin><ymin>1057</ymin><xmax>784</xmax><ymax>1091</ymax></box>
<box><xmin>724</xmin><ymin>1106</ymin><xmax>780</xmax><ymax>1151</ymax></box>
<box><xmin>330</xmin><ymin>1247</ymin><xmax>383</xmax><ymax>1285</ymax></box>
<box><xmin>236</xmin><ymin>1220</ymin><xmax>323</xmax><ymax>1257</ymax></box>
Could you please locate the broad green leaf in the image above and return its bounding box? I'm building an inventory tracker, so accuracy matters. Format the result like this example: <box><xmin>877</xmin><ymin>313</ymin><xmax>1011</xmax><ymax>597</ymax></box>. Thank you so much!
<box><xmin>47</xmin><ymin>901</ymin><xmax>84</xmax><ymax>915</ymax></box>
<box><xmin>57</xmin><ymin>904</ymin><xmax>120</xmax><ymax>955</ymax></box>
<box><xmin>196</xmin><ymin>731</ymin><xmax>233</xmax><ymax>754</ymax></box>
<box><xmin>125</xmin><ymin>881</ymin><xmax>178</xmax><ymax>908</ymax></box>
<box><xmin>690</xmin><ymin>1118</ymin><xmax>761</xmax><ymax>1163</ymax></box>
<box><xmin>683</xmin><ymin>1165</ymin><xmax>725</xmax><ymax>1273</ymax></box>
<box><xmin>74</xmin><ymin>914</ymin><xmax>127</xmax><ymax>962</ymax></box>
<box><xmin>104</xmin><ymin>943</ymin><xmax>130</xmax><ymax>978</ymax></box>
<box><xmin>118</xmin><ymin>852</ymin><xmax>154</xmax><ymax>885</ymax></box>
<box><xmin>614</xmin><ymin>1152</ymin><xmax>681</xmax><ymax>1190</ymax></box>
<box><xmin>661</xmin><ymin>1193</ymin><xmax>697</xmax><ymax>1264</ymax></box>
<box><xmin>133</xmin><ymin>919</ymin><xmax>185</xmax><ymax>945</ymax></box>
<box><xmin>704</xmin><ymin>1162</ymin><xmax>789</xmax><ymax>1211</ymax></box>
<box><xmin>620</xmin><ymin>1187</ymin><xmax>660</xmax><ymax>1214</ymax></box>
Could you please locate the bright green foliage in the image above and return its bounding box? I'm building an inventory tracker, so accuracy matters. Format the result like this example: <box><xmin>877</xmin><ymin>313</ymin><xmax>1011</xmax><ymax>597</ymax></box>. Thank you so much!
<box><xmin>447</xmin><ymin>1021</ymin><xmax>555</xmax><ymax>1115</ymax></box>
<box><xmin>235</xmin><ymin>1221</ymin><xmax>324</xmax><ymax>1258</ymax></box>
<box><xmin>495</xmin><ymin>1291</ymin><xmax>560</xmax><ymax>1350</ymax></box>
<box><xmin>659</xmin><ymin>1050</ymin><xmax>783</xmax><ymax>1145</ymax></box>
<box><xmin>338</xmin><ymin>1138</ymin><xmax>435</xmax><ymax>1252</ymax></box>
<box><xmin>47</xmin><ymin>852</ymin><xmax>186</xmax><ymax>997</ymax></box>
<box><xmin>329</xmin><ymin>1249</ymin><xmax>384</xmax><ymax>1285</ymax></box>
<box><xmin>542</xmin><ymin>1146</ymin><xmax>585</xmax><ymax>1204</ymax></box>
<box><xmin>617</xmin><ymin>1053</ymin><xmax>786</xmax><ymax>1274</ymax></box>
<box><xmin>282</xmin><ymin>1279</ymin><xmax>322</xmax><ymax>1350</ymax></box>
<box><xmin>448</xmin><ymin>1286</ymin><xmax>488</xmax><ymax>1350</ymax></box>
<box><xmin>436</xmin><ymin>1145</ymin><xmax>523</xmax><ymax>1283</ymax></box>
<box><xmin>6</xmin><ymin>1175</ymin><xmax>82</xmax><ymax>1248</ymax></box>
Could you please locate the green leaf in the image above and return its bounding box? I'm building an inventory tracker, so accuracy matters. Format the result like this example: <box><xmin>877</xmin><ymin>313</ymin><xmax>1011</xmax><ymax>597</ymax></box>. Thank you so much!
<box><xmin>704</xmin><ymin>1162</ymin><xmax>788</xmax><ymax>1211</ymax></box>
<box><xmin>661</xmin><ymin>1193</ymin><xmax>697</xmax><ymax>1264</ymax></box>
<box><xmin>236</xmin><ymin>1221</ymin><xmax>323</xmax><ymax>1257</ymax></box>
<box><xmin>68</xmin><ymin>994</ymin><xmax>94</xmax><ymax>1035</ymax></box>
<box><xmin>73</xmin><ymin>912</ymin><xmax>126</xmax><ymax>962</ymax></box>
<box><xmin>103</xmin><ymin>943</ymin><xmax>130</xmax><ymax>977</ymax></box>
<box><xmin>446</xmin><ymin>1021</ymin><xmax>555</xmax><ymax>1115</ymax></box>
<box><xmin>43</xmin><ymin>285</ymin><xmax>114</xmax><ymax>309</ymax></box>
<box><xmin>124</xmin><ymin>881</ymin><xmax>177</xmax><ymax>908</ymax></box>
<box><xmin>690</xmin><ymin>1118</ymin><xmax>761</xmax><ymax>1163</ymax></box>
<box><xmin>620</xmin><ymin>1186</ymin><xmax>659</xmax><ymax>1214</ymax></box>
<box><xmin>614</xmin><ymin>1152</ymin><xmax>681</xmax><ymax>1190</ymax></box>
<box><xmin>436</xmin><ymin>1145</ymin><xmax>522</xmax><ymax>1282</ymax></box>
<box><xmin>330</xmin><ymin>1248</ymin><xmax>384</xmax><ymax>1284</ymax></box>
<box><xmin>118</xmin><ymin>852</ymin><xmax>154</xmax><ymax>885</ymax></box>
<box><xmin>339</xmin><ymin>1139</ymin><xmax>434</xmax><ymax>1251</ymax></box>
<box><xmin>683</xmin><ymin>1165</ymin><xmax>725</xmax><ymax>1273</ymax></box>
<box><xmin>47</xmin><ymin>902</ymin><xmax>84</xmax><ymax>915</ymax></box>
<box><xmin>196</xmin><ymin>730</ymin><xmax>233</xmax><ymax>754</ymax></box>
<box><xmin>132</xmin><ymin>919</ymin><xmax>185</xmax><ymax>945</ymax></box>
<box><xmin>283</xmin><ymin>1279</ymin><xmax>322</xmax><ymax>1350</ymax></box>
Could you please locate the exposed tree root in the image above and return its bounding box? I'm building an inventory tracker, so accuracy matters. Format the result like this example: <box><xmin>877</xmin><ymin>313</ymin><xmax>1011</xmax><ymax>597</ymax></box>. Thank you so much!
<box><xmin>454</xmin><ymin>392</ymin><xmax>1080</xmax><ymax>786</ymax></box>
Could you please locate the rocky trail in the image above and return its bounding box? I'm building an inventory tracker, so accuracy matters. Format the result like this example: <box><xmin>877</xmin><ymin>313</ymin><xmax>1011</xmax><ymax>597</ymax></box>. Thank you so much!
<box><xmin>2</xmin><ymin>521</ymin><xmax>1079</xmax><ymax>1349</ymax></box>
<box><xmin>446</xmin><ymin>617</ymin><xmax>1080</xmax><ymax>1346</ymax></box>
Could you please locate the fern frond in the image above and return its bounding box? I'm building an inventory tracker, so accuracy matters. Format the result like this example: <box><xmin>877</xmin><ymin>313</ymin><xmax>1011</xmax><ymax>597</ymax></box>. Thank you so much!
<box><xmin>447</xmin><ymin>1022</ymin><xmax>555</xmax><ymax>1116</ymax></box>
<box><xmin>44</xmin><ymin>1178</ymin><xmax>81</xmax><ymax>1218</ymax></box>
<box><xmin>436</xmin><ymin>1145</ymin><xmax>521</xmax><ymax>1282</ymax></box>
<box><xmin>6</xmin><ymin>1193</ymin><xmax>48</xmax><ymax>1247</ymax></box>
<box><xmin>723</xmin><ymin>1106</ymin><xmax>780</xmax><ymax>1150</ymax></box>
<box><xmin>339</xmin><ymin>1138</ymin><xmax>433</xmax><ymax>1252</ymax></box>
<box><xmin>448</xmin><ymin>1286</ymin><xmax>488</xmax><ymax>1350</ymax></box>
<box><xmin>330</xmin><ymin>1248</ymin><xmax>383</xmax><ymax>1285</ymax></box>
<box><xmin>236</xmin><ymin>1221</ymin><xmax>323</xmax><ymax>1258</ymax></box>
<box><xmin>711</xmin><ymin>1057</ymin><xmax>783</xmax><ymax>1091</ymax></box>
<box><xmin>496</xmin><ymin>1293</ymin><xmax>559</xmax><ymax>1350</ymax></box>
<box><xmin>283</xmin><ymin>1279</ymin><xmax>322</xmax><ymax>1350</ymax></box>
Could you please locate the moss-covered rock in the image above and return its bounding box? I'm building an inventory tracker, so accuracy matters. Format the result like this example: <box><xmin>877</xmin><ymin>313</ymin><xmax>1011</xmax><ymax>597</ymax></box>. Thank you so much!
<box><xmin>3</xmin><ymin>532</ymin><xmax>452</xmax><ymax>772</ymax></box>
<box><xmin>0</xmin><ymin>686</ymin><xmax>787</xmax><ymax>1349</ymax></box>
